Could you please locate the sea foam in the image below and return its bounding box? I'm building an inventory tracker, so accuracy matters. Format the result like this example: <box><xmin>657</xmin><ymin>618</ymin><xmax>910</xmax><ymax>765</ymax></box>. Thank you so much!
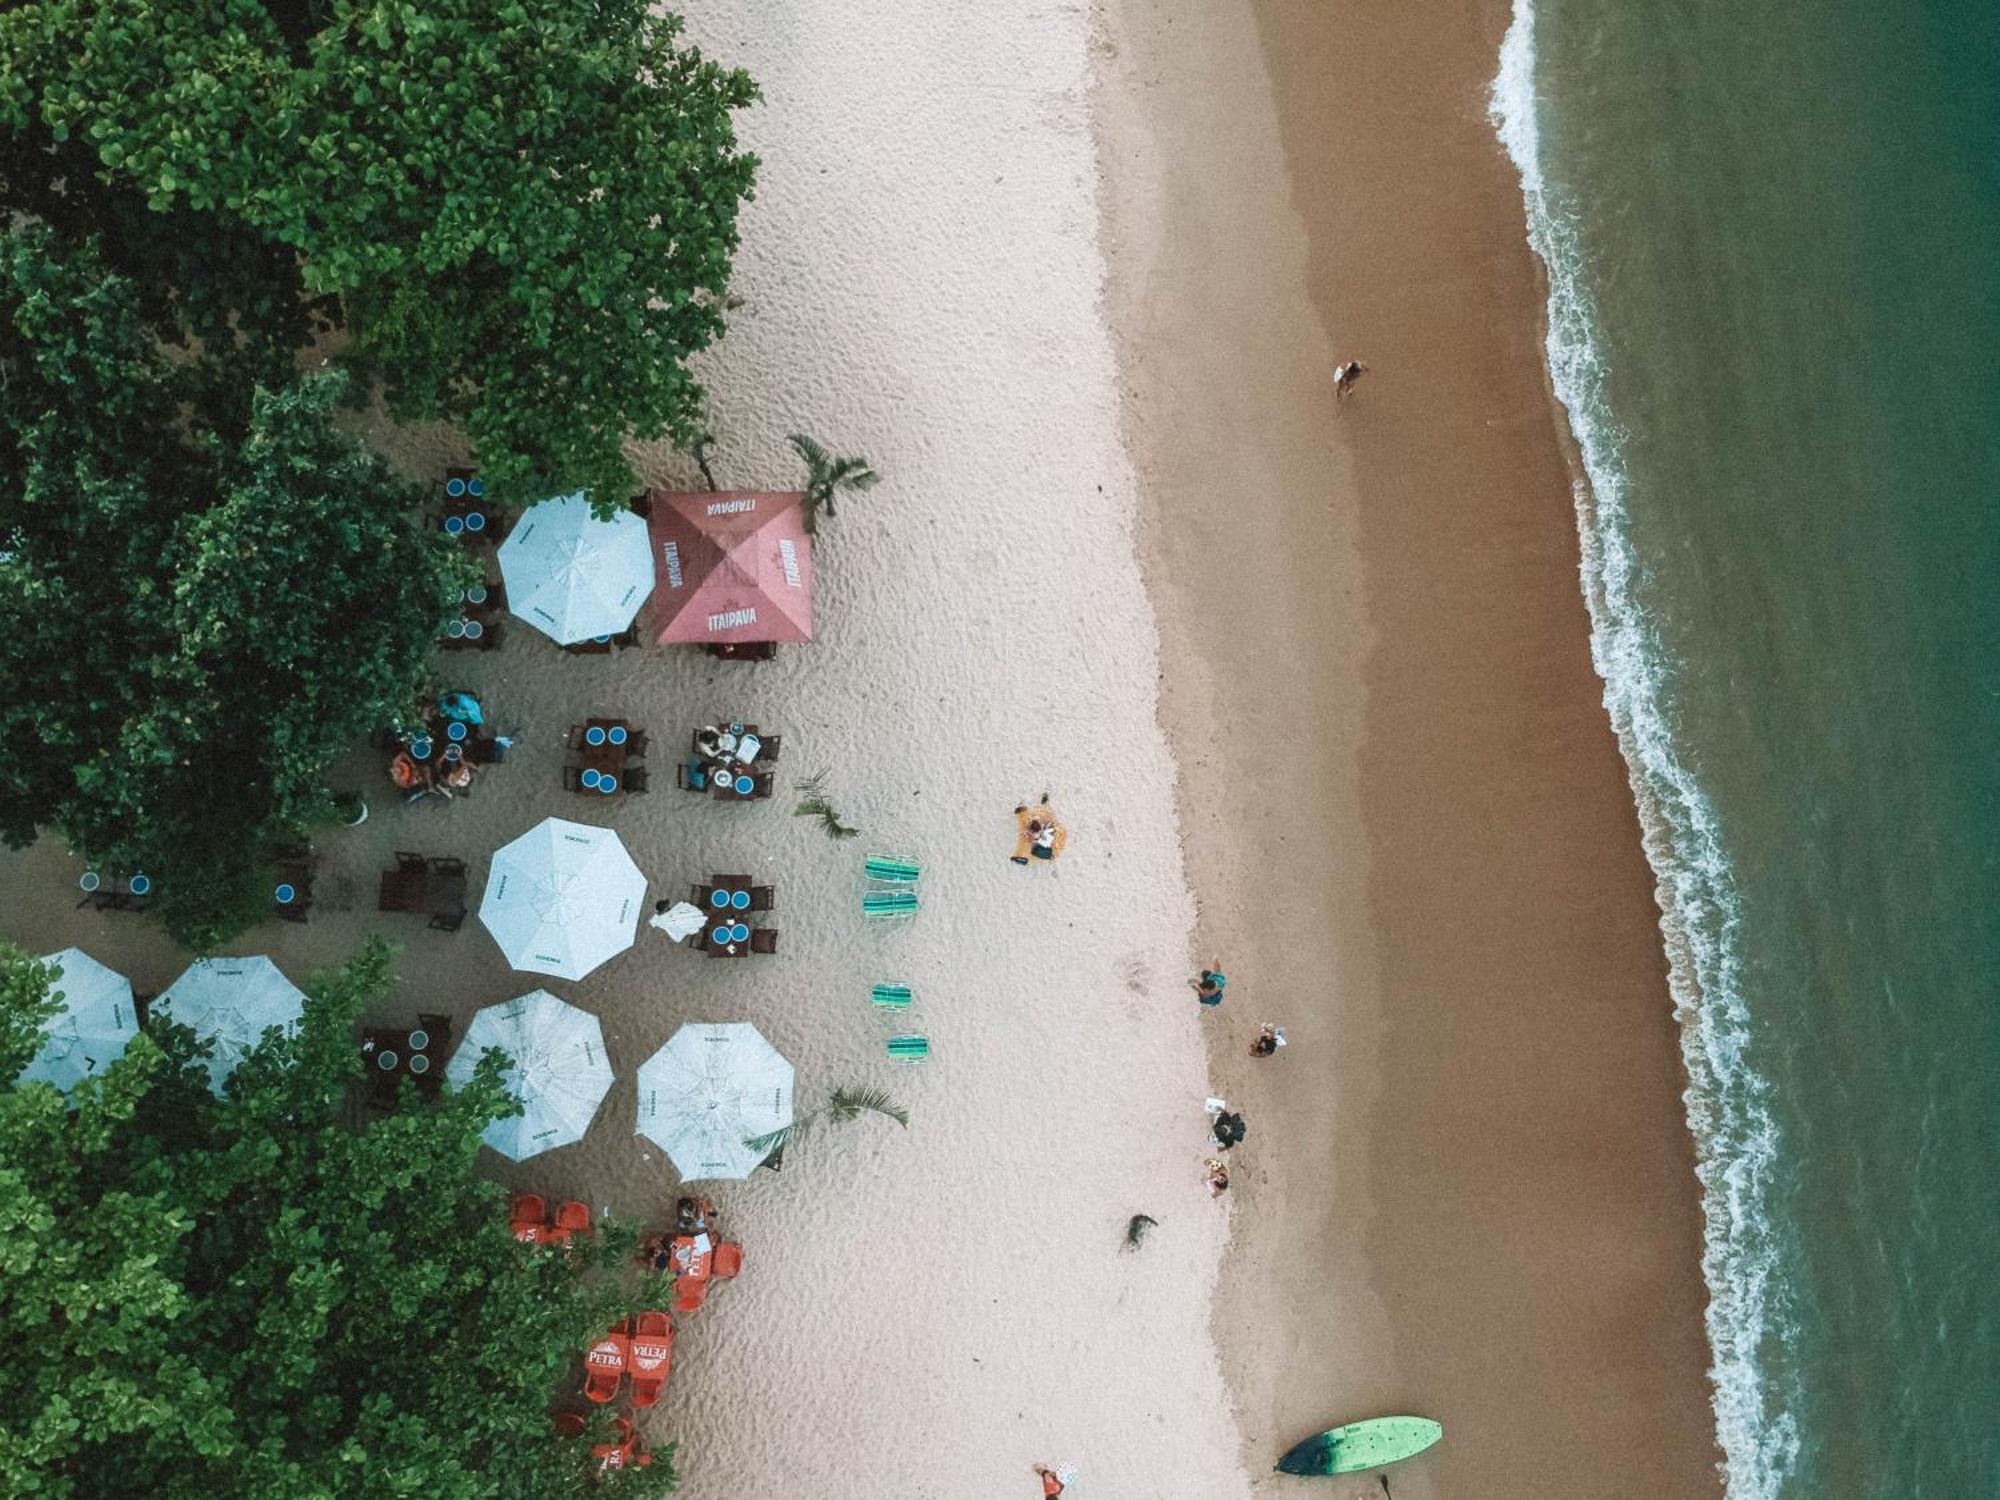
<box><xmin>1490</xmin><ymin>5</ymin><xmax>1801</xmax><ymax>1496</ymax></box>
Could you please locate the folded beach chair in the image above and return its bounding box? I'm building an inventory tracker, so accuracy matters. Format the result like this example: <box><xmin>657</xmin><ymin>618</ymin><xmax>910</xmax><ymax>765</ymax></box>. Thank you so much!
<box><xmin>870</xmin><ymin>983</ymin><xmax>914</xmax><ymax>1011</ymax></box>
<box><xmin>863</xmin><ymin>854</ymin><xmax>921</xmax><ymax>884</ymax></box>
<box><xmin>886</xmin><ymin>1034</ymin><xmax>930</xmax><ymax>1063</ymax></box>
<box><xmin>861</xmin><ymin>889</ymin><xmax>920</xmax><ymax>919</ymax></box>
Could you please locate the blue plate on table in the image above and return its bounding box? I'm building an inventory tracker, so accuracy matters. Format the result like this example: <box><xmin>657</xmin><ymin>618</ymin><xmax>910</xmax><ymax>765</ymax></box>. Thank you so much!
<box><xmin>78</xmin><ymin>871</ymin><xmax>101</xmax><ymax>892</ymax></box>
<box><xmin>445</xmin><ymin>618</ymin><xmax>466</xmax><ymax>638</ymax></box>
<box><xmin>580</xmin><ymin>768</ymin><xmax>601</xmax><ymax>790</ymax></box>
<box><xmin>447</xmin><ymin>720</ymin><xmax>467</xmax><ymax>741</ymax></box>
<box><xmin>599</xmin><ymin>774</ymin><xmax>617</xmax><ymax>794</ymax></box>
<box><xmin>730</xmin><ymin>889</ymin><xmax>750</xmax><ymax>910</ymax></box>
<box><xmin>411</xmin><ymin>739</ymin><xmax>432</xmax><ymax>760</ymax></box>
<box><xmin>608</xmin><ymin>725</ymin><xmax>627</xmax><ymax>745</ymax></box>
<box><xmin>732</xmin><ymin>923</ymin><xmax>750</xmax><ymax>944</ymax></box>
<box><xmin>585</xmin><ymin>725</ymin><xmax>606</xmax><ymax>746</ymax></box>
<box><xmin>468</xmin><ymin>478</ymin><xmax>485</xmax><ymax>498</ymax></box>
<box><xmin>464</xmin><ymin>619</ymin><xmax>484</xmax><ymax>639</ymax></box>
<box><xmin>275</xmin><ymin>883</ymin><xmax>296</xmax><ymax>905</ymax></box>
<box><xmin>443</xmin><ymin>515</ymin><xmax>464</xmax><ymax>535</ymax></box>
<box><xmin>465</xmin><ymin>585</ymin><xmax>487</xmax><ymax>605</ymax></box>
<box><xmin>465</xmin><ymin>511</ymin><xmax>486</xmax><ymax>532</ymax></box>
<box><xmin>128</xmin><ymin>874</ymin><xmax>152</xmax><ymax>896</ymax></box>
<box><xmin>734</xmin><ymin>774</ymin><xmax>754</xmax><ymax>794</ymax></box>
<box><xmin>711</xmin><ymin>889</ymin><xmax>729</xmax><ymax>908</ymax></box>
<box><xmin>593</xmin><ymin>633</ymin><xmax>612</xmax><ymax>645</ymax></box>
<box><xmin>446</xmin><ymin>477</ymin><xmax>466</xmax><ymax>498</ymax></box>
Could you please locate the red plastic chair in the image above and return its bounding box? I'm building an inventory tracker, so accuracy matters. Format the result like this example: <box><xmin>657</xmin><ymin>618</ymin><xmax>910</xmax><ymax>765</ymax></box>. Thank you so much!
<box><xmin>712</xmin><ymin>1241</ymin><xmax>744</xmax><ymax>1281</ymax></box>
<box><xmin>582</xmin><ymin>1323</ymin><xmax>631</xmax><ymax>1404</ymax></box>
<box><xmin>592</xmin><ymin>1416</ymin><xmax>653</xmax><ymax>1471</ymax></box>
<box><xmin>672</xmin><ymin>1272</ymin><xmax>711</xmax><ymax>1316</ymax></box>
<box><xmin>627</xmin><ymin>1311</ymin><xmax>674</xmax><ymax>1409</ymax></box>
<box><xmin>553</xmin><ymin>1200</ymin><xmax>591</xmax><ymax>1240</ymax></box>
<box><xmin>510</xmin><ymin>1193</ymin><xmax>547</xmax><ymax>1243</ymax></box>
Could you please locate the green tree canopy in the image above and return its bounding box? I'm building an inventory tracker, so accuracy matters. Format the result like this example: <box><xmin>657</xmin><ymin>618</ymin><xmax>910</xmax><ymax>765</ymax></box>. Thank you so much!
<box><xmin>0</xmin><ymin>940</ymin><xmax>675</xmax><ymax>1498</ymax></box>
<box><xmin>0</xmin><ymin>0</ymin><xmax>759</xmax><ymax>503</ymax></box>
<box><xmin>0</xmin><ymin>228</ymin><xmax>471</xmax><ymax>949</ymax></box>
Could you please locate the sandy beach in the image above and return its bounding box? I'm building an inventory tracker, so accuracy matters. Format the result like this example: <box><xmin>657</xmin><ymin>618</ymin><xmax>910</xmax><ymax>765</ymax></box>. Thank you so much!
<box><xmin>0</xmin><ymin>1</ymin><xmax>1721</xmax><ymax>1497</ymax></box>
<box><xmin>1095</xmin><ymin>0</ymin><xmax>1723</xmax><ymax>1494</ymax></box>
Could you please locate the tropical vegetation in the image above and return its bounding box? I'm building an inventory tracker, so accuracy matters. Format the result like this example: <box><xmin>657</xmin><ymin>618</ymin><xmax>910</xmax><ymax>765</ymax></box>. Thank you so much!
<box><xmin>0</xmin><ymin>941</ymin><xmax>676</xmax><ymax>1498</ymax></box>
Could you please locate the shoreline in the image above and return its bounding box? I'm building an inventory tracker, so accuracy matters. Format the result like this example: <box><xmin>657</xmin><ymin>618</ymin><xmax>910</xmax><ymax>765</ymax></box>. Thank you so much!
<box><xmin>1093</xmin><ymin>0</ymin><xmax>1722</xmax><ymax>1494</ymax></box>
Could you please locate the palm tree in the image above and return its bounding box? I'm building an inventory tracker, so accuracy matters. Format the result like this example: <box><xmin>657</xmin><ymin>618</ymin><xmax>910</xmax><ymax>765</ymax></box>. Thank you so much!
<box><xmin>745</xmin><ymin>1086</ymin><xmax>908</xmax><ymax>1158</ymax></box>
<box><xmin>789</xmin><ymin>433</ymin><xmax>880</xmax><ymax>535</ymax></box>
<box><xmin>793</xmin><ymin>769</ymin><xmax>860</xmax><ymax>839</ymax></box>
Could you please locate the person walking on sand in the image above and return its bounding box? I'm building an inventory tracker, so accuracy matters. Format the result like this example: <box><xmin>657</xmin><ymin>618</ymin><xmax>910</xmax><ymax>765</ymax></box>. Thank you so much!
<box><xmin>1333</xmin><ymin>358</ymin><xmax>1369</xmax><ymax>402</ymax></box>
<box><xmin>1192</xmin><ymin>963</ymin><xmax>1227</xmax><ymax>1007</ymax></box>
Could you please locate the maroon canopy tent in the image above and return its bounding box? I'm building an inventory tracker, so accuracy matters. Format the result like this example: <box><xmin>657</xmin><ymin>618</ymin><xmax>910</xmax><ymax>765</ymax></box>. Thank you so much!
<box><xmin>646</xmin><ymin>491</ymin><xmax>814</xmax><ymax>646</ymax></box>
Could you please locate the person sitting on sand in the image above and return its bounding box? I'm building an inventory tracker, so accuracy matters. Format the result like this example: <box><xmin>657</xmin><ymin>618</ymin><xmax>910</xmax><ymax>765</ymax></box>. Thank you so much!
<box><xmin>1192</xmin><ymin>964</ymin><xmax>1227</xmax><ymax>1006</ymax></box>
<box><xmin>1032</xmin><ymin>1464</ymin><xmax>1078</xmax><ymax>1496</ymax></box>
<box><xmin>1011</xmin><ymin>793</ymin><xmax>1068</xmax><ymax>865</ymax></box>
<box><xmin>1333</xmin><ymin>358</ymin><xmax>1369</xmax><ymax>402</ymax></box>
<box><xmin>1250</xmin><ymin>1024</ymin><xmax>1286</xmax><ymax>1057</ymax></box>
<box><xmin>1204</xmin><ymin>1158</ymin><xmax>1231</xmax><ymax>1198</ymax></box>
<box><xmin>1211</xmin><ymin>1110</ymin><xmax>1247</xmax><ymax>1150</ymax></box>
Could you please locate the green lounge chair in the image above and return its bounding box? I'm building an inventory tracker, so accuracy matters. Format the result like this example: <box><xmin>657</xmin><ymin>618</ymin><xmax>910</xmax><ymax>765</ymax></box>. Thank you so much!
<box><xmin>864</xmin><ymin>854</ymin><xmax>921</xmax><ymax>884</ymax></box>
<box><xmin>871</xmin><ymin>984</ymin><xmax>914</xmax><ymax>1010</ymax></box>
<box><xmin>861</xmin><ymin>890</ymin><xmax>920</xmax><ymax>919</ymax></box>
<box><xmin>886</xmin><ymin>1034</ymin><xmax>929</xmax><ymax>1062</ymax></box>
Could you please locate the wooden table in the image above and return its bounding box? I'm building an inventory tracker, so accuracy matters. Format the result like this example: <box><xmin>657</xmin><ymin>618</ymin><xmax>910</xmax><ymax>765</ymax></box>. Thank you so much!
<box><xmin>571</xmin><ymin>719</ymin><xmax>635</xmax><ymax>796</ymax></box>
<box><xmin>377</xmin><ymin>869</ymin><xmax>466</xmax><ymax>922</ymax></box>
<box><xmin>693</xmin><ymin>875</ymin><xmax>768</xmax><ymax>957</ymax></box>
<box><xmin>360</xmin><ymin>1021</ymin><xmax>450</xmax><ymax>1101</ymax></box>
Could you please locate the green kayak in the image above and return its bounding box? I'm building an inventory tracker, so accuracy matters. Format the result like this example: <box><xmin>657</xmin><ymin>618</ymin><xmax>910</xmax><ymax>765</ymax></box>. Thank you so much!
<box><xmin>1275</xmin><ymin>1416</ymin><xmax>1443</xmax><ymax>1476</ymax></box>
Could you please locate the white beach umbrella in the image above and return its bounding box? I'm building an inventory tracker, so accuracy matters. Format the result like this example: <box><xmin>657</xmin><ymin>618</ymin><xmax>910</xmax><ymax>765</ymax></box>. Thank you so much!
<box><xmin>446</xmin><ymin>990</ymin><xmax>613</xmax><ymax>1161</ymax></box>
<box><xmin>16</xmin><ymin>948</ymin><xmax>139</xmax><ymax>1093</ymax></box>
<box><xmin>635</xmin><ymin>1022</ymin><xmax>795</xmax><ymax>1181</ymax></box>
<box><xmin>498</xmin><ymin>491</ymin><xmax>655</xmax><ymax>645</ymax></box>
<box><xmin>157</xmin><ymin>956</ymin><xmax>306</xmax><ymax>1095</ymax></box>
<box><xmin>480</xmin><ymin>818</ymin><xmax>646</xmax><ymax>981</ymax></box>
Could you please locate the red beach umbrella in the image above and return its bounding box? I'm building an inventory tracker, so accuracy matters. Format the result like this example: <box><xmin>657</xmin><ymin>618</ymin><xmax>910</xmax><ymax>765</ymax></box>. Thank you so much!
<box><xmin>647</xmin><ymin>490</ymin><xmax>814</xmax><ymax>645</ymax></box>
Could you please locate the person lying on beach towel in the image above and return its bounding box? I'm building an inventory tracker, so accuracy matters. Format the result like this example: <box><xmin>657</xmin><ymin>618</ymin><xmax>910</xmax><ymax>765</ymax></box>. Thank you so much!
<box><xmin>1011</xmin><ymin>794</ymin><xmax>1068</xmax><ymax>865</ymax></box>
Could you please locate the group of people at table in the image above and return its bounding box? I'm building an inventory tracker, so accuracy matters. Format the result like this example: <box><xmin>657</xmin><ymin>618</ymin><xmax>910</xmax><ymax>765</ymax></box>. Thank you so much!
<box><xmin>386</xmin><ymin>692</ymin><xmax>499</xmax><ymax>798</ymax></box>
<box><xmin>682</xmin><ymin>721</ymin><xmax>778</xmax><ymax>799</ymax></box>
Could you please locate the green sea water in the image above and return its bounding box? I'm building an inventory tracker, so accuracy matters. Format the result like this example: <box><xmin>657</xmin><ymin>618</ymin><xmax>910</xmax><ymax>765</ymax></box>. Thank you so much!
<box><xmin>1492</xmin><ymin>1</ymin><xmax>2000</xmax><ymax>1494</ymax></box>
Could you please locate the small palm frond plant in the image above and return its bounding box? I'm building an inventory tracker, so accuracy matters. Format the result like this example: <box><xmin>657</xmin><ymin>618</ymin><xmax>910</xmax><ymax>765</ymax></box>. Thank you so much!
<box><xmin>744</xmin><ymin>1086</ymin><xmax>909</xmax><ymax>1162</ymax></box>
<box><xmin>793</xmin><ymin>769</ymin><xmax>859</xmax><ymax>839</ymax></box>
<box><xmin>789</xmin><ymin>433</ymin><xmax>880</xmax><ymax>535</ymax></box>
<box><xmin>1124</xmin><ymin>1214</ymin><xmax>1159</xmax><ymax>1251</ymax></box>
<box><xmin>826</xmin><ymin>1087</ymin><xmax>911</xmax><ymax>1128</ymax></box>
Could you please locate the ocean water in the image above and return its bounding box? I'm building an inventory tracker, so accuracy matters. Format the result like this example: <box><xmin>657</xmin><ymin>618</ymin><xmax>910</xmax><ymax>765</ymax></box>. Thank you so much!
<box><xmin>1491</xmin><ymin>2</ymin><xmax>2000</xmax><ymax>1496</ymax></box>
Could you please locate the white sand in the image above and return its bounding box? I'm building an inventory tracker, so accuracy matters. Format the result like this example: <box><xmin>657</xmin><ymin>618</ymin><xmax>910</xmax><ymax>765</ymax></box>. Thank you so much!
<box><xmin>0</xmin><ymin>2</ymin><xmax>1262</xmax><ymax>1495</ymax></box>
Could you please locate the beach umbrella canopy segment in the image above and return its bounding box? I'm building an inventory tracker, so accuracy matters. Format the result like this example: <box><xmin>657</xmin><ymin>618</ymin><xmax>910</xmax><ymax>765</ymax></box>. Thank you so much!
<box><xmin>446</xmin><ymin>990</ymin><xmax>614</xmax><ymax>1161</ymax></box>
<box><xmin>16</xmin><ymin>948</ymin><xmax>139</xmax><ymax>1092</ymax></box>
<box><xmin>635</xmin><ymin>1023</ymin><xmax>795</xmax><ymax>1181</ymax></box>
<box><xmin>498</xmin><ymin>492</ymin><xmax>656</xmax><ymax>644</ymax></box>
<box><xmin>647</xmin><ymin>490</ymin><xmax>814</xmax><ymax>645</ymax></box>
<box><xmin>157</xmin><ymin>957</ymin><xmax>306</xmax><ymax>1095</ymax></box>
<box><xmin>480</xmin><ymin>818</ymin><xmax>647</xmax><ymax>982</ymax></box>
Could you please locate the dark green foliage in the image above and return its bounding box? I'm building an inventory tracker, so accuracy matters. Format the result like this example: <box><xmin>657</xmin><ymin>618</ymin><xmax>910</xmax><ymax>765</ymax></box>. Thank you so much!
<box><xmin>0</xmin><ymin>941</ymin><xmax>678</xmax><ymax>1498</ymax></box>
<box><xmin>0</xmin><ymin>0</ymin><xmax>759</xmax><ymax>503</ymax></box>
<box><xmin>788</xmin><ymin>434</ymin><xmax>880</xmax><ymax>535</ymax></box>
<box><xmin>0</xmin><ymin>230</ymin><xmax>472</xmax><ymax>947</ymax></box>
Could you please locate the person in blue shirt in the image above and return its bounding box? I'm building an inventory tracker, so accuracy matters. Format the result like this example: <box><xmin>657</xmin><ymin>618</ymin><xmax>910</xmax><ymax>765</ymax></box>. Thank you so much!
<box><xmin>1192</xmin><ymin>963</ymin><xmax>1227</xmax><ymax>1006</ymax></box>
